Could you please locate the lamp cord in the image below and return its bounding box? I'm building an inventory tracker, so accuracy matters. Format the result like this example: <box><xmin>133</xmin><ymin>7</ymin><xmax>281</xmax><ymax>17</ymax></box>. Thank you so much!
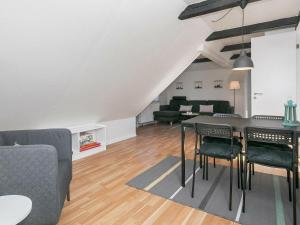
<box><xmin>242</xmin><ymin>8</ymin><xmax>245</xmax><ymax>50</ymax></box>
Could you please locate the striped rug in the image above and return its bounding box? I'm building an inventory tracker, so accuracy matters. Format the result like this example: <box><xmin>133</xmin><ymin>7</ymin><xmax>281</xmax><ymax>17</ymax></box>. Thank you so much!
<box><xmin>127</xmin><ymin>156</ymin><xmax>300</xmax><ymax>225</ymax></box>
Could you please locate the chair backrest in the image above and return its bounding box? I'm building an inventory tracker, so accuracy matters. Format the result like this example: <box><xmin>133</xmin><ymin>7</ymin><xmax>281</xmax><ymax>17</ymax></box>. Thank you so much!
<box><xmin>244</xmin><ymin>126</ymin><xmax>294</xmax><ymax>147</ymax></box>
<box><xmin>213</xmin><ymin>113</ymin><xmax>242</xmax><ymax>118</ymax></box>
<box><xmin>195</xmin><ymin>123</ymin><xmax>233</xmax><ymax>140</ymax></box>
<box><xmin>252</xmin><ymin>115</ymin><xmax>284</xmax><ymax>120</ymax></box>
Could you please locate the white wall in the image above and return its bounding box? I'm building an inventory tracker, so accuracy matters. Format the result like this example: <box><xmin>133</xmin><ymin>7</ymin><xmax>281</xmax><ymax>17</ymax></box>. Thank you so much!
<box><xmin>251</xmin><ymin>31</ymin><xmax>297</xmax><ymax>116</ymax></box>
<box><xmin>297</xmin><ymin>26</ymin><xmax>300</xmax><ymax>118</ymax></box>
<box><xmin>0</xmin><ymin>0</ymin><xmax>217</xmax><ymax>131</ymax></box>
<box><xmin>159</xmin><ymin>62</ymin><xmax>249</xmax><ymax>117</ymax></box>
<box><xmin>102</xmin><ymin>117</ymin><xmax>136</xmax><ymax>145</ymax></box>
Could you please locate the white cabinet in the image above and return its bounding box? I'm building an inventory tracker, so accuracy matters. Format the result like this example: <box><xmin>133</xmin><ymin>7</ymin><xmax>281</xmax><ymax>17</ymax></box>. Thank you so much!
<box><xmin>68</xmin><ymin>124</ymin><xmax>107</xmax><ymax>160</ymax></box>
<box><xmin>137</xmin><ymin>101</ymin><xmax>160</xmax><ymax>126</ymax></box>
<box><xmin>251</xmin><ymin>31</ymin><xmax>297</xmax><ymax>116</ymax></box>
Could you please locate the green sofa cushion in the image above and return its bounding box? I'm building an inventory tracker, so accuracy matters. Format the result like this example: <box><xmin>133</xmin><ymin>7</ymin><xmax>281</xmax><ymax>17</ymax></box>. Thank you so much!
<box><xmin>247</xmin><ymin>145</ymin><xmax>293</xmax><ymax>169</ymax></box>
<box><xmin>200</xmin><ymin>141</ymin><xmax>242</xmax><ymax>159</ymax></box>
<box><xmin>153</xmin><ymin>111</ymin><xmax>180</xmax><ymax>117</ymax></box>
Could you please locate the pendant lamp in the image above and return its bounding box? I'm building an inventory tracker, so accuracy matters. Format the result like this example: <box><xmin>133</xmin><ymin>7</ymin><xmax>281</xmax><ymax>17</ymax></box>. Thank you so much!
<box><xmin>232</xmin><ymin>0</ymin><xmax>254</xmax><ymax>71</ymax></box>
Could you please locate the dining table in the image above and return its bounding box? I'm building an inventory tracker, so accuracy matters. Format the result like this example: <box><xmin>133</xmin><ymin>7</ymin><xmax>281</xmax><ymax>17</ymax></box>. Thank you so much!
<box><xmin>180</xmin><ymin>115</ymin><xmax>300</xmax><ymax>187</ymax></box>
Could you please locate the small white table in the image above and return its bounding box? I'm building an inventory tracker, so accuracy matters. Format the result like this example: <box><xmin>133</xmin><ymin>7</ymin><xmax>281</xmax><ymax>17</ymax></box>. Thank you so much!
<box><xmin>0</xmin><ymin>195</ymin><xmax>32</xmax><ymax>225</ymax></box>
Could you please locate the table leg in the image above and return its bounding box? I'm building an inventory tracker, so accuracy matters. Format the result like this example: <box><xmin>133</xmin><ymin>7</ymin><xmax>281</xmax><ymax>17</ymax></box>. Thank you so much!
<box><xmin>296</xmin><ymin>138</ymin><xmax>299</xmax><ymax>188</ymax></box>
<box><xmin>181</xmin><ymin>125</ymin><xmax>186</xmax><ymax>187</ymax></box>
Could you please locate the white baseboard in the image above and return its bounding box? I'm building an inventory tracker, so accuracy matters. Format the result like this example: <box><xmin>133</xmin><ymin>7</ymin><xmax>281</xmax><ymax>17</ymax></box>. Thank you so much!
<box><xmin>109</xmin><ymin>133</ymin><xmax>136</xmax><ymax>145</ymax></box>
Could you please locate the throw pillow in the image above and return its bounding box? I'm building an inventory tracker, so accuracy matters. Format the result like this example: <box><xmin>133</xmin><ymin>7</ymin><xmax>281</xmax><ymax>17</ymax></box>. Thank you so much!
<box><xmin>200</xmin><ymin>105</ymin><xmax>214</xmax><ymax>113</ymax></box>
<box><xmin>179</xmin><ymin>105</ymin><xmax>193</xmax><ymax>112</ymax></box>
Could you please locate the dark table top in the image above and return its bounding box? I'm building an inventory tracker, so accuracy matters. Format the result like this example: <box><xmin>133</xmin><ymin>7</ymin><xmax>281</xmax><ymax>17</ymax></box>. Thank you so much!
<box><xmin>181</xmin><ymin>115</ymin><xmax>300</xmax><ymax>133</ymax></box>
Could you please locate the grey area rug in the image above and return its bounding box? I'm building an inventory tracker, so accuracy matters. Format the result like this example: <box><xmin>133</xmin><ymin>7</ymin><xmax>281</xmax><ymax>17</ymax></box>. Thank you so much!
<box><xmin>127</xmin><ymin>156</ymin><xmax>300</xmax><ymax>225</ymax></box>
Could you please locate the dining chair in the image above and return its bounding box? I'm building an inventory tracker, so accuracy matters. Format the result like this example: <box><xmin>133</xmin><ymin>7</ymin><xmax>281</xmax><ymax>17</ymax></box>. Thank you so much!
<box><xmin>191</xmin><ymin>123</ymin><xmax>243</xmax><ymax>211</ymax></box>
<box><xmin>243</xmin><ymin>127</ymin><xmax>297</xmax><ymax>225</ymax></box>
<box><xmin>209</xmin><ymin>113</ymin><xmax>243</xmax><ymax>168</ymax></box>
<box><xmin>250</xmin><ymin>115</ymin><xmax>286</xmax><ymax>180</ymax></box>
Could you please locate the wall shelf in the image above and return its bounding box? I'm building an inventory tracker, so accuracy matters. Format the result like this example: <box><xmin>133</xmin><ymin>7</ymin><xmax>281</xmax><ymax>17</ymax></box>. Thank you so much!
<box><xmin>68</xmin><ymin>124</ymin><xmax>107</xmax><ymax>160</ymax></box>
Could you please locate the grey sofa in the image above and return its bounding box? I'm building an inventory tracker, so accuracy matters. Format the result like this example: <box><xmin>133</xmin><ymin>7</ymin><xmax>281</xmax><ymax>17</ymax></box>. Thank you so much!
<box><xmin>0</xmin><ymin>129</ymin><xmax>72</xmax><ymax>225</ymax></box>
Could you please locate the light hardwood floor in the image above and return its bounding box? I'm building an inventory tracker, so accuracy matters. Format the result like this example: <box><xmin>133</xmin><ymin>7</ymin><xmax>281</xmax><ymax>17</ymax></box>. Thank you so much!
<box><xmin>59</xmin><ymin>124</ymin><xmax>285</xmax><ymax>225</ymax></box>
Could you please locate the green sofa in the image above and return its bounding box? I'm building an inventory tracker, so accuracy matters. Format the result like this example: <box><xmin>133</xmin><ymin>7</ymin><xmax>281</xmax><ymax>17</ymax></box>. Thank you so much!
<box><xmin>153</xmin><ymin>96</ymin><xmax>234</xmax><ymax>125</ymax></box>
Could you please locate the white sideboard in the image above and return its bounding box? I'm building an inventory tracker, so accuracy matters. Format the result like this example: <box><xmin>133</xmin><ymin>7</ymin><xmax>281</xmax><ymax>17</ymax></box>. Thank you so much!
<box><xmin>68</xmin><ymin>124</ymin><xmax>107</xmax><ymax>160</ymax></box>
<box><xmin>137</xmin><ymin>101</ymin><xmax>160</xmax><ymax>126</ymax></box>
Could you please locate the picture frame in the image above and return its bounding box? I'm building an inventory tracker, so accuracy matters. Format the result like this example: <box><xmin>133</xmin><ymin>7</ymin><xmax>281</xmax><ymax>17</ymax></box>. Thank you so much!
<box><xmin>214</xmin><ymin>80</ymin><xmax>223</xmax><ymax>89</ymax></box>
<box><xmin>176</xmin><ymin>82</ymin><xmax>183</xmax><ymax>90</ymax></box>
<box><xmin>194</xmin><ymin>81</ymin><xmax>203</xmax><ymax>89</ymax></box>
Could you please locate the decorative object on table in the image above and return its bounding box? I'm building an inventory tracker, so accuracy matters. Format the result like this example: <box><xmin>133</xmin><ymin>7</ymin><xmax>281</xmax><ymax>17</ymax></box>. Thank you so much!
<box><xmin>194</xmin><ymin>81</ymin><xmax>203</xmax><ymax>89</ymax></box>
<box><xmin>283</xmin><ymin>99</ymin><xmax>300</xmax><ymax>127</ymax></box>
<box><xmin>0</xmin><ymin>195</ymin><xmax>32</xmax><ymax>225</ymax></box>
<box><xmin>232</xmin><ymin>0</ymin><xmax>254</xmax><ymax>71</ymax></box>
<box><xmin>175</xmin><ymin>82</ymin><xmax>183</xmax><ymax>90</ymax></box>
<box><xmin>214</xmin><ymin>80</ymin><xmax>223</xmax><ymax>88</ymax></box>
<box><xmin>229</xmin><ymin>81</ymin><xmax>240</xmax><ymax>113</ymax></box>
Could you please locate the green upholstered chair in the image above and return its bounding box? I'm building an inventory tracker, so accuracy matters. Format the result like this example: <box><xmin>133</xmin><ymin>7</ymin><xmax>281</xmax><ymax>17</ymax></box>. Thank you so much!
<box><xmin>204</xmin><ymin>113</ymin><xmax>243</xmax><ymax>168</ymax></box>
<box><xmin>191</xmin><ymin>123</ymin><xmax>243</xmax><ymax>211</ymax></box>
<box><xmin>243</xmin><ymin>127</ymin><xmax>297</xmax><ymax>225</ymax></box>
<box><xmin>249</xmin><ymin>115</ymin><xmax>285</xmax><ymax>180</ymax></box>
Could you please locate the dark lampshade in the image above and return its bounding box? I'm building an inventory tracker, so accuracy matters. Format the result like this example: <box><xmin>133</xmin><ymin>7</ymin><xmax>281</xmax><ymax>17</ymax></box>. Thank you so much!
<box><xmin>233</xmin><ymin>50</ymin><xmax>254</xmax><ymax>71</ymax></box>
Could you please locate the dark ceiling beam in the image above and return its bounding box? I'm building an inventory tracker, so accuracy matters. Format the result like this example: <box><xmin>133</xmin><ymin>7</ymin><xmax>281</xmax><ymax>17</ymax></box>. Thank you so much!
<box><xmin>206</xmin><ymin>16</ymin><xmax>299</xmax><ymax>41</ymax></box>
<box><xmin>296</xmin><ymin>11</ymin><xmax>300</xmax><ymax>29</ymax></box>
<box><xmin>193</xmin><ymin>58</ymin><xmax>212</xmax><ymax>63</ymax></box>
<box><xmin>230</xmin><ymin>52</ymin><xmax>251</xmax><ymax>60</ymax></box>
<box><xmin>221</xmin><ymin>42</ymin><xmax>251</xmax><ymax>52</ymax></box>
<box><xmin>179</xmin><ymin>0</ymin><xmax>261</xmax><ymax>20</ymax></box>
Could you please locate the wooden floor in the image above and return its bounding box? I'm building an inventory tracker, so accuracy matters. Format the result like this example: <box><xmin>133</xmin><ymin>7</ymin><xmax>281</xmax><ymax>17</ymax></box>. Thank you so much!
<box><xmin>58</xmin><ymin>124</ymin><xmax>285</xmax><ymax>225</ymax></box>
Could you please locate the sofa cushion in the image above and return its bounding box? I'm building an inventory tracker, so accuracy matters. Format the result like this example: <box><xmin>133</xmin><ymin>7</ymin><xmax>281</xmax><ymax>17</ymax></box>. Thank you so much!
<box><xmin>207</xmin><ymin>100</ymin><xmax>230</xmax><ymax>113</ymax></box>
<box><xmin>153</xmin><ymin>111</ymin><xmax>180</xmax><ymax>117</ymax></box>
<box><xmin>200</xmin><ymin>105</ymin><xmax>214</xmax><ymax>113</ymax></box>
<box><xmin>179</xmin><ymin>105</ymin><xmax>193</xmax><ymax>112</ymax></box>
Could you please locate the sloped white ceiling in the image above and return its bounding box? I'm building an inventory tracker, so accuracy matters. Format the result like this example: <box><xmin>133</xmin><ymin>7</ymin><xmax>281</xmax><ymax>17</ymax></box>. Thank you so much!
<box><xmin>0</xmin><ymin>0</ymin><xmax>214</xmax><ymax>130</ymax></box>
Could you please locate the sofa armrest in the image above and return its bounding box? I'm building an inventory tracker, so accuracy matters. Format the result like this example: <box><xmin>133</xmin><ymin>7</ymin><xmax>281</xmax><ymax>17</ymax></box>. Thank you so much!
<box><xmin>228</xmin><ymin>106</ymin><xmax>235</xmax><ymax>114</ymax></box>
<box><xmin>0</xmin><ymin>145</ymin><xmax>60</xmax><ymax>225</ymax></box>
<box><xmin>160</xmin><ymin>105</ymin><xmax>170</xmax><ymax>111</ymax></box>
<box><xmin>0</xmin><ymin>129</ymin><xmax>72</xmax><ymax>162</ymax></box>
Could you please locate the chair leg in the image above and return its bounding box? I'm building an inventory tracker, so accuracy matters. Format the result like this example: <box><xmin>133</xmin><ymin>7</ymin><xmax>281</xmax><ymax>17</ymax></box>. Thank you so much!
<box><xmin>252</xmin><ymin>163</ymin><xmax>255</xmax><ymax>175</ymax></box>
<box><xmin>240</xmin><ymin>154</ymin><xmax>244</xmax><ymax>190</ymax></box>
<box><xmin>214</xmin><ymin>157</ymin><xmax>216</xmax><ymax>168</ymax></box>
<box><xmin>200</xmin><ymin>154</ymin><xmax>202</xmax><ymax>169</ymax></box>
<box><xmin>191</xmin><ymin>148</ymin><xmax>197</xmax><ymax>198</ymax></box>
<box><xmin>229</xmin><ymin>159</ymin><xmax>233</xmax><ymax>211</ymax></box>
<box><xmin>248</xmin><ymin>163</ymin><xmax>252</xmax><ymax>191</ymax></box>
<box><xmin>288</xmin><ymin>170</ymin><xmax>292</xmax><ymax>202</ymax></box>
<box><xmin>237</xmin><ymin>155</ymin><xmax>240</xmax><ymax>189</ymax></box>
<box><xmin>206</xmin><ymin>156</ymin><xmax>208</xmax><ymax>181</ymax></box>
<box><xmin>293</xmin><ymin>167</ymin><xmax>297</xmax><ymax>225</ymax></box>
<box><xmin>242</xmin><ymin>159</ymin><xmax>247</xmax><ymax>213</ymax></box>
<box><xmin>67</xmin><ymin>187</ymin><xmax>70</xmax><ymax>201</ymax></box>
<box><xmin>296</xmin><ymin>168</ymin><xmax>299</xmax><ymax>189</ymax></box>
<box><xmin>202</xmin><ymin>155</ymin><xmax>206</xmax><ymax>180</ymax></box>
